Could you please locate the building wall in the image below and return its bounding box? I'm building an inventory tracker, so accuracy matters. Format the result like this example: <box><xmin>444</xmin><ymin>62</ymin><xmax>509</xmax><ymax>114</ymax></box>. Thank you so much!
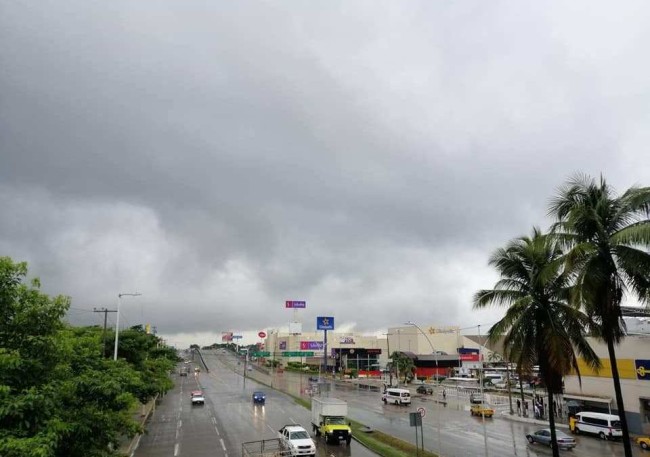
<box><xmin>563</xmin><ymin>336</ymin><xmax>650</xmax><ymax>434</ymax></box>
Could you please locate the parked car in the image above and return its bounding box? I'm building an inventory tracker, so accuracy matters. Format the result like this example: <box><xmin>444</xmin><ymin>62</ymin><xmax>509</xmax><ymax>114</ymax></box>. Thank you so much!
<box><xmin>278</xmin><ymin>424</ymin><xmax>316</xmax><ymax>456</ymax></box>
<box><xmin>416</xmin><ymin>385</ymin><xmax>433</xmax><ymax>395</ymax></box>
<box><xmin>252</xmin><ymin>391</ymin><xmax>266</xmax><ymax>404</ymax></box>
<box><xmin>526</xmin><ymin>429</ymin><xmax>576</xmax><ymax>450</ymax></box>
<box><xmin>469</xmin><ymin>393</ymin><xmax>484</xmax><ymax>404</ymax></box>
<box><xmin>470</xmin><ymin>404</ymin><xmax>494</xmax><ymax>418</ymax></box>
<box><xmin>636</xmin><ymin>436</ymin><xmax>650</xmax><ymax>450</ymax></box>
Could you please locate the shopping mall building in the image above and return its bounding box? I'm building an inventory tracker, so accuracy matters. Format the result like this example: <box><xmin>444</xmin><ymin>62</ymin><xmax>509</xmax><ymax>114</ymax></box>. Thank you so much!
<box><xmin>264</xmin><ymin>320</ymin><xmax>650</xmax><ymax>434</ymax></box>
<box><xmin>263</xmin><ymin>324</ymin><xmax>494</xmax><ymax>378</ymax></box>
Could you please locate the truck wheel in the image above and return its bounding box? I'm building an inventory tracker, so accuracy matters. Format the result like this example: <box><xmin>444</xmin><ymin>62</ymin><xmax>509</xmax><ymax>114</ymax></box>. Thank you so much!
<box><xmin>599</xmin><ymin>431</ymin><xmax>607</xmax><ymax>440</ymax></box>
<box><xmin>346</xmin><ymin>436</ymin><xmax>352</xmax><ymax>445</ymax></box>
<box><xmin>383</xmin><ymin>398</ymin><xmax>387</xmax><ymax>404</ymax></box>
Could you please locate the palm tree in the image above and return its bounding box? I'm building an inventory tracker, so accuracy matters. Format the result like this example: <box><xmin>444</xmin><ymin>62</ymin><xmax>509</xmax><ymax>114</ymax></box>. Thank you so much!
<box><xmin>549</xmin><ymin>174</ymin><xmax>650</xmax><ymax>456</ymax></box>
<box><xmin>474</xmin><ymin>228</ymin><xmax>601</xmax><ymax>457</ymax></box>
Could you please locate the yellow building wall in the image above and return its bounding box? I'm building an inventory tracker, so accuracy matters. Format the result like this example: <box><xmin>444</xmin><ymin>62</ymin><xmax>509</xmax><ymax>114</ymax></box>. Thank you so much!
<box><xmin>574</xmin><ymin>358</ymin><xmax>637</xmax><ymax>380</ymax></box>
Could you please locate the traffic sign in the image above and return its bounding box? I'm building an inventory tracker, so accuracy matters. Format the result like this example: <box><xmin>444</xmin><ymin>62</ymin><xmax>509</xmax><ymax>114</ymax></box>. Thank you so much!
<box><xmin>316</xmin><ymin>316</ymin><xmax>334</xmax><ymax>330</ymax></box>
<box><xmin>258</xmin><ymin>331</ymin><xmax>267</xmax><ymax>338</ymax></box>
<box><xmin>417</xmin><ymin>407</ymin><xmax>426</xmax><ymax>418</ymax></box>
<box><xmin>252</xmin><ymin>351</ymin><xmax>270</xmax><ymax>357</ymax></box>
<box><xmin>281</xmin><ymin>351</ymin><xmax>314</xmax><ymax>357</ymax></box>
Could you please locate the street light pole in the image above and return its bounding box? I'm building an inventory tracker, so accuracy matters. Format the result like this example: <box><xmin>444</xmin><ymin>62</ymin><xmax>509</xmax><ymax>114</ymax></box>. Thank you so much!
<box><xmin>113</xmin><ymin>292</ymin><xmax>142</xmax><ymax>361</ymax></box>
<box><xmin>405</xmin><ymin>321</ymin><xmax>441</xmax><ymax>456</ymax></box>
<box><xmin>404</xmin><ymin>321</ymin><xmax>439</xmax><ymax>384</ymax></box>
<box><xmin>383</xmin><ymin>333</ymin><xmax>393</xmax><ymax>386</ymax></box>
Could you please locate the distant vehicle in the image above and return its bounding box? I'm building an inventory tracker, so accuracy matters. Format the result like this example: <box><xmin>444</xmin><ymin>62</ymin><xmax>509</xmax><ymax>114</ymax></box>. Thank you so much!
<box><xmin>470</xmin><ymin>404</ymin><xmax>494</xmax><ymax>418</ymax></box>
<box><xmin>179</xmin><ymin>367</ymin><xmax>189</xmax><ymax>377</ymax></box>
<box><xmin>526</xmin><ymin>429</ymin><xmax>576</xmax><ymax>450</ymax></box>
<box><xmin>190</xmin><ymin>390</ymin><xmax>203</xmax><ymax>398</ymax></box>
<box><xmin>636</xmin><ymin>436</ymin><xmax>650</xmax><ymax>450</ymax></box>
<box><xmin>416</xmin><ymin>385</ymin><xmax>433</xmax><ymax>395</ymax></box>
<box><xmin>382</xmin><ymin>388</ymin><xmax>411</xmax><ymax>405</ymax></box>
<box><xmin>443</xmin><ymin>377</ymin><xmax>481</xmax><ymax>392</ymax></box>
<box><xmin>308</xmin><ymin>376</ymin><xmax>319</xmax><ymax>382</ymax></box>
<box><xmin>191</xmin><ymin>392</ymin><xmax>205</xmax><ymax>405</ymax></box>
<box><xmin>278</xmin><ymin>424</ymin><xmax>316</xmax><ymax>456</ymax></box>
<box><xmin>469</xmin><ymin>393</ymin><xmax>484</xmax><ymax>404</ymax></box>
<box><xmin>247</xmin><ymin>365</ymin><xmax>253</xmax><ymax>371</ymax></box>
<box><xmin>570</xmin><ymin>412</ymin><xmax>622</xmax><ymax>440</ymax></box>
<box><xmin>252</xmin><ymin>391</ymin><xmax>266</xmax><ymax>404</ymax></box>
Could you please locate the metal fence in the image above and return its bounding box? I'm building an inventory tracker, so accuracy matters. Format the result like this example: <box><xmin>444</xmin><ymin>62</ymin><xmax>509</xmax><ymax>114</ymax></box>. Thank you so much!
<box><xmin>241</xmin><ymin>438</ymin><xmax>293</xmax><ymax>457</ymax></box>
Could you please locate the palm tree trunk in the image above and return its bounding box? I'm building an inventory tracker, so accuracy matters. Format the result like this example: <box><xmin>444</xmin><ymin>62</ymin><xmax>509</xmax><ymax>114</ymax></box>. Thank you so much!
<box><xmin>506</xmin><ymin>364</ymin><xmax>514</xmax><ymax>414</ymax></box>
<box><xmin>548</xmin><ymin>389</ymin><xmax>560</xmax><ymax>457</ymax></box>
<box><xmin>607</xmin><ymin>337</ymin><xmax>633</xmax><ymax>457</ymax></box>
<box><xmin>519</xmin><ymin>370</ymin><xmax>527</xmax><ymax>417</ymax></box>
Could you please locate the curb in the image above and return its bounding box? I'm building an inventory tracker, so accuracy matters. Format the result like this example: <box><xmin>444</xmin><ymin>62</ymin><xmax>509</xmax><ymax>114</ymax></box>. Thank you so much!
<box><xmin>499</xmin><ymin>410</ymin><xmax>570</xmax><ymax>429</ymax></box>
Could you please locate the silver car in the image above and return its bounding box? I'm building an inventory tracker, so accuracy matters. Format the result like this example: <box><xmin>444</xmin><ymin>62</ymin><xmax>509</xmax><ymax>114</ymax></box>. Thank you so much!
<box><xmin>526</xmin><ymin>428</ymin><xmax>576</xmax><ymax>450</ymax></box>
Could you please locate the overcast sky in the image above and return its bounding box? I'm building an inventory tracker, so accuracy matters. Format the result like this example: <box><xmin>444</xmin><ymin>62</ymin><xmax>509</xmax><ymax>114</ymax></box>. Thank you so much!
<box><xmin>2</xmin><ymin>1</ymin><xmax>649</xmax><ymax>348</ymax></box>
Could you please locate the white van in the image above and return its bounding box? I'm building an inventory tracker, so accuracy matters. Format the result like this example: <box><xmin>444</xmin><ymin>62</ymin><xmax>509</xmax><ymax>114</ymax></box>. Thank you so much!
<box><xmin>572</xmin><ymin>412</ymin><xmax>622</xmax><ymax>440</ymax></box>
<box><xmin>382</xmin><ymin>388</ymin><xmax>411</xmax><ymax>405</ymax></box>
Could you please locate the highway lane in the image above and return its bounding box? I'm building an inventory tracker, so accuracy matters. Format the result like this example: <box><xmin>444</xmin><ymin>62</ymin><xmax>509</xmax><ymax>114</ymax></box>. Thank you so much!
<box><xmin>134</xmin><ymin>356</ymin><xmax>376</xmax><ymax>457</ymax></box>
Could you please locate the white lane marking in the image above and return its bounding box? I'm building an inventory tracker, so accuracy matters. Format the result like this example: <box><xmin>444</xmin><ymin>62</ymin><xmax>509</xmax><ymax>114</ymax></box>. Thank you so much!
<box><xmin>174</xmin><ymin>443</ymin><xmax>180</xmax><ymax>456</ymax></box>
<box><xmin>289</xmin><ymin>417</ymin><xmax>297</xmax><ymax>424</ymax></box>
<box><xmin>267</xmin><ymin>424</ymin><xmax>275</xmax><ymax>433</ymax></box>
<box><xmin>220</xmin><ymin>438</ymin><xmax>226</xmax><ymax>451</ymax></box>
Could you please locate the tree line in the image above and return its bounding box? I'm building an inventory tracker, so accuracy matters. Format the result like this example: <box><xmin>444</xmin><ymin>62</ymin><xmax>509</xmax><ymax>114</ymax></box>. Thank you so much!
<box><xmin>0</xmin><ymin>257</ymin><xmax>178</xmax><ymax>457</ymax></box>
<box><xmin>474</xmin><ymin>174</ymin><xmax>650</xmax><ymax>457</ymax></box>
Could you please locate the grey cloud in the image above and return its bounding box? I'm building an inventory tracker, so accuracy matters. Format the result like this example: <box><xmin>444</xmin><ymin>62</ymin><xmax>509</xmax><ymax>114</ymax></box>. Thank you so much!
<box><xmin>2</xmin><ymin>1</ymin><xmax>649</xmax><ymax>346</ymax></box>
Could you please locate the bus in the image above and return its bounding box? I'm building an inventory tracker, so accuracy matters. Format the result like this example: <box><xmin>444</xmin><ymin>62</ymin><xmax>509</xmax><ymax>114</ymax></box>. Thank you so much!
<box><xmin>442</xmin><ymin>377</ymin><xmax>481</xmax><ymax>391</ymax></box>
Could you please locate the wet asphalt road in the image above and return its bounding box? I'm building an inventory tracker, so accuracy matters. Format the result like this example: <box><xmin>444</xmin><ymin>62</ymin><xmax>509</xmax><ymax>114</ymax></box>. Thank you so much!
<box><xmin>134</xmin><ymin>351</ymin><xmax>645</xmax><ymax>457</ymax></box>
<box><xmin>133</xmin><ymin>354</ymin><xmax>376</xmax><ymax>457</ymax></box>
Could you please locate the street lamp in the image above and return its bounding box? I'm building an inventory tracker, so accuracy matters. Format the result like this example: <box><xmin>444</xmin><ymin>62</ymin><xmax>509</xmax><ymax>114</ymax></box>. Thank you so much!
<box><xmin>382</xmin><ymin>333</ymin><xmax>394</xmax><ymax>386</ymax></box>
<box><xmin>113</xmin><ymin>292</ymin><xmax>142</xmax><ymax>361</ymax></box>
<box><xmin>404</xmin><ymin>321</ymin><xmax>441</xmax><ymax>456</ymax></box>
<box><xmin>404</xmin><ymin>321</ymin><xmax>439</xmax><ymax>384</ymax></box>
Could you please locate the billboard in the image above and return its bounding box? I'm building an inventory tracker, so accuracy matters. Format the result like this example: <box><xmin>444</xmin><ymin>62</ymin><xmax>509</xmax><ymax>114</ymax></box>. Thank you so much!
<box><xmin>285</xmin><ymin>300</ymin><xmax>306</xmax><ymax>308</ymax></box>
<box><xmin>339</xmin><ymin>336</ymin><xmax>355</xmax><ymax>344</ymax></box>
<box><xmin>300</xmin><ymin>341</ymin><xmax>324</xmax><ymax>350</ymax></box>
<box><xmin>221</xmin><ymin>332</ymin><xmax>233</xmax><ymax>342</ymax></box>
<box><xmin>288</xmin><ymin>322</ymin><xmax>302</xmax><ymax>335</ymax></box>
<box><xmin>317</xmin><ymin>316</ymin><xmax>334</xmax><ymax>330</ymax></box>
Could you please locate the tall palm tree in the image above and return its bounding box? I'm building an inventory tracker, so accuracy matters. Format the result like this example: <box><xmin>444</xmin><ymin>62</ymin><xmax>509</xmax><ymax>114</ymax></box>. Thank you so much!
<box><xmin>549</xmin><ymin>174</ymin><xmax>650</xmax><ymax>456</ymax></box>
<box><xmin>474</xmin><ymin>228</ymin><xmax>601</xmax><ymax>457</ymax></box>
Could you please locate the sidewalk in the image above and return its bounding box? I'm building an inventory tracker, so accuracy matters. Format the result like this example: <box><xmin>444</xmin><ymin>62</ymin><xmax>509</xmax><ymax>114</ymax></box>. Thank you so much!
<box><xmin>499</xmin><ymin>409</ymin><xmax>570</xmax><ymax>429</ymax></box>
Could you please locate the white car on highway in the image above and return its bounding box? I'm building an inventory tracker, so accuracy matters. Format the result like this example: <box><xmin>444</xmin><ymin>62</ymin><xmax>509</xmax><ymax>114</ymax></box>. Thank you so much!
<box><xmin>278</xmin><ymin>424</ymin><xmax>316</xmax><ymax>456</ymax></box>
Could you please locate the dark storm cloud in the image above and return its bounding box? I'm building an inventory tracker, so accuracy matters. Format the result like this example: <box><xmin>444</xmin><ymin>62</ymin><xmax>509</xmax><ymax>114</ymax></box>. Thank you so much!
<box><xmin>2</xmin><ymin>1</ymin><xmax>649</xmax><ymax>346</ymax></box>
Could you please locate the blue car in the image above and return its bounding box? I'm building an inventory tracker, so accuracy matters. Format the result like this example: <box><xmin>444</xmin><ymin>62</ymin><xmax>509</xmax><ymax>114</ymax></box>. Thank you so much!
<box><xmin>252</xmin><ymin>391</ymin><xmax>266</xmax><ymax>404</ymax></box>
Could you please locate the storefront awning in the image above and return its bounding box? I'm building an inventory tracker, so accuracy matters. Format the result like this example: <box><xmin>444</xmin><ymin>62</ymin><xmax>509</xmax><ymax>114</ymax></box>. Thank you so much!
<box><xmin>562</xmin><ymin>393</ymin><xmax>612</xmax><ymax>404</ymax></box>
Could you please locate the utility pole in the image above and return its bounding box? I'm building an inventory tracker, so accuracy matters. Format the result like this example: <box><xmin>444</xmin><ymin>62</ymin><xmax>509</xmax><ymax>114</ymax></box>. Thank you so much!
<box><xmin>94</xmin><ymin>307</ymin><xmax>117</xmax><ymax>357</ymax></box>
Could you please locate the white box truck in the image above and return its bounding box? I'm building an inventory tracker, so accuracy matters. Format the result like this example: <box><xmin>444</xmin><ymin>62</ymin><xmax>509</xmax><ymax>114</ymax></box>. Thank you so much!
<box><xmin>310</xmin><ymin>397</ymin><xmax>352</xmax><ymax>445</ymax></box>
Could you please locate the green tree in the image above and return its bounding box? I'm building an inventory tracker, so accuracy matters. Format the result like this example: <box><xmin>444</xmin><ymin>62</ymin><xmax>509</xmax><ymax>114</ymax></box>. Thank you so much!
<box><xmin>0</xmin><ymin>257</ymin><xmax>177</xmax><ymax>457</ymax></box>
<box><xmin>0</xmin><ymin>257</ymin><xmax>70</xmax><ymax>457</ymax></box>
<box><xmin>390</xmin><ymin>352</ymin><xmax>414</xmax><ymax>383</ymax></box>
<box><xmin>474</xmin><ymin>228</ymin><xmax>601</xmax><ymax>457</ymax></box>
<box><xmin>549</xmin><ymin>174</ymin><xmax>650</xmax><ymax>455</ymax></box>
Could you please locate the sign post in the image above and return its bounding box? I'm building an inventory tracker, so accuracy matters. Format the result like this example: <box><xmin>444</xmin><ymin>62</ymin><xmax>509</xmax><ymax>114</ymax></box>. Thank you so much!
<box><xmin>316</xmin><ymin>317</ymin><xmax>334</xmax><ymax>379</ymax></box>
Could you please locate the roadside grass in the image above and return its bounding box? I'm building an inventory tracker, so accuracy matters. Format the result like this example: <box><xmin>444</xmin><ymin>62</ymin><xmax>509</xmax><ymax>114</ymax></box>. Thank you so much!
<box><xmin>349</xmin><ymin>419</ymin><xmax>438</xmax><ymax>457</ymax></box>
<box><xmin>228</xmin><ymin>358</ymin><xmax>437</xmax><ymax>457</ymax></box>
<box><xmin>289</xmin><ymin>395</ymin><xmax>437</xmax><ymax>457</ymax></box>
